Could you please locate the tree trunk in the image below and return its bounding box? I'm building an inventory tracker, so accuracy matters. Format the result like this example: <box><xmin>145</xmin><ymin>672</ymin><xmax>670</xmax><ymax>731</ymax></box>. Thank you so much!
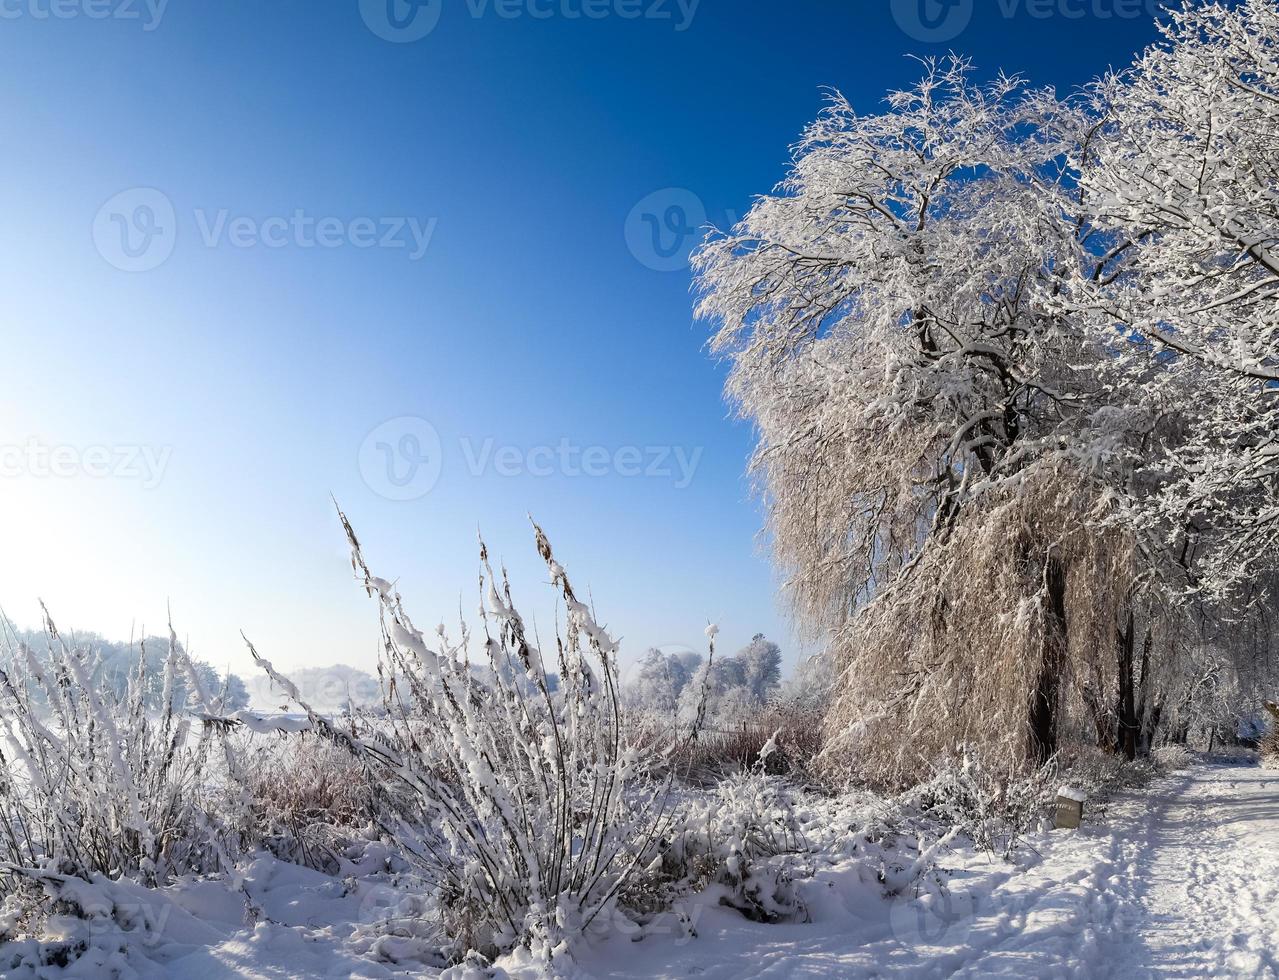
<box><xmin>1135</xmin><ymin>626</ymin><xmax>1156</xmax><ymax>753</ymax></box>
<box><xmin>1116</xmin><ymin>607</ymin><xmax>1139</xmax><ymax>761</ymax></box>
<box><xmin>1030</xmin><ymin>556</ymin><xmax>1067</xmax><ymax>765</ymax></box>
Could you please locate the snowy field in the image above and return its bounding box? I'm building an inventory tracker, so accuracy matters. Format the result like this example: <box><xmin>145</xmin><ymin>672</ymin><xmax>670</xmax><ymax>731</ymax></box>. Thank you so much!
<box><xmin>5</xmin><ymin>756</ymin><xmax>1275</xmax><ymax>979</ymax></box>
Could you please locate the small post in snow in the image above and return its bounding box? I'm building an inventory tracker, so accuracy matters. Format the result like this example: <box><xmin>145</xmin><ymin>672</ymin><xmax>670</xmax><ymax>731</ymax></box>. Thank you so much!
<box><xmin>1055</xmin><ymin>785</ymin><xmax>1087</xmax><ymax>830</ymax></box>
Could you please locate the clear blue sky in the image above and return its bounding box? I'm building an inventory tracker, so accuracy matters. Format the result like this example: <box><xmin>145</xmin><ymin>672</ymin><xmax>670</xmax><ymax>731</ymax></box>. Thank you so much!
<box><xmin>0</xmin><ymin>0</ymin><xmax>1164</xmax><ymax>680</ymax></box>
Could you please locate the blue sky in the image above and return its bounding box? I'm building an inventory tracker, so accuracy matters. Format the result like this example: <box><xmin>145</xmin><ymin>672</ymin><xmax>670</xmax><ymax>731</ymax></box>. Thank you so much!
<box><xmin>0</xmin><ymin>0</ymin><xmax>1165</xmax><ymax>679</ymax></box>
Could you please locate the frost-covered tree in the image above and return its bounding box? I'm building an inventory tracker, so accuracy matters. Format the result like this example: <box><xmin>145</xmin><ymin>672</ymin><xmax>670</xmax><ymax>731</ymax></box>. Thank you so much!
<box><xmin>738</xmin><ymin>634</ymin><xmax>783</xmax><ymax>702</ymax></box>
<box><xmin>694</xmin><ymin>5</ymin><xmax>1279</xmax><ymax>783</ymax></box>
<box><xmin>676</xmin><ymin>654</ymin><xmax>753</xmax><ymax>727</ymax></box>
<box><xmin>694</xmin><ymin>59</ymin><xmax>1147</xmax><ymax>778</ymax></box>
<box><xmin>694</xmin><ymin>59</ymin><xmax>1119</xmax><ymax>625</ymax></box>
<box><xmin>626</xmin><ymin>647</ymin><xmax>701</xmax><ymax>717</ymax></box>
<box><xmin>782</xmin><ymin>652</ymin><xmax>837</xmax><ymax>710</ymax></box>
<box><xmin>1063</xmin><ymin>0</ymin><xmax>1279</xmax><ymax>597</ymax></box>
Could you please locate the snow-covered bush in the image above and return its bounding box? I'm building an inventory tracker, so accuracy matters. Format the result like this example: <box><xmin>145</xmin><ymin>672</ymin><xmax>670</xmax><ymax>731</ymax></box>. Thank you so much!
<box><xmin>0</xmin><ymin>611</ymin><xmax>251</xmax><ymax>953</ymax></box>
<box><xmin>0</xmin><ymin>611</ymin><xmax>241</xmax><ymax>892</ymax></box>
<box><xmin>1150</xmin><ymin>744</ymin><xmax>1193</xmax><ymax>771</ymax></box>
<box><xmin>655</xmin><ymin>762</ymin><xmax>809</xmax><ymax>924</ymax></box>
<box><xmin>697</xmin><ymin>768</ymin><xmax>808</xmax><ymax>922</ymax></box>
<box><xmin>230</xmin><ymin>511</ymin><xmax>711</xmax><ymax>968</ymax></box>
<box><xmin>905</xmin><ymin>749</ymin><xmax>1057</xmax><ymax>860</ymax></box>
<box><xmin>1262</xmin><ymin>735</ymin><xmax>1279</xmax><ymax>769</ymax></box>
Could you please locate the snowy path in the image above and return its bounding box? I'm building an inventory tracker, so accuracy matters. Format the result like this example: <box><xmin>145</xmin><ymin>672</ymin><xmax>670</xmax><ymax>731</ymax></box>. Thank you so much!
<box><xmin>1106</xmin><ymin>762</ymin><xmax>1279</xmax><ymax>978</ymax></box>
<box><xmin>577</xmin><ymin>760</ymin><xmax>1279</xmax><ymax>979</ymax></box>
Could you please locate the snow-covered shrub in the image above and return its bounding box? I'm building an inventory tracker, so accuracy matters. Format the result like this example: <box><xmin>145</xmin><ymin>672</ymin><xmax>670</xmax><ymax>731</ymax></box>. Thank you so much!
<box><xmin>905</xmin><ymin>749</ymin><xmax>1057</xmax><ymax>860</ymax></box>
<box><xmin>1262</xmin><ymin>737</ymin><xmax>1279</xmax><ymax>769</ymax></box>
<box><xmin>0</xmin><ymin>611</ymin><xmax>241</xmax><ymax>892</ymax></box>
<box><xmin>229</xmin><ymin>512</ymin><xmax>711</xmax><ymax>968</ymax></box>
<box><xmin>658</xmin><ymin>763</ymin><xmax>809</xmax><ymax>924</ymax></box>
<box><xmin>0</xmin><ymin>611</ymin><xmax>250</xmax><ymax>954</ymax></box>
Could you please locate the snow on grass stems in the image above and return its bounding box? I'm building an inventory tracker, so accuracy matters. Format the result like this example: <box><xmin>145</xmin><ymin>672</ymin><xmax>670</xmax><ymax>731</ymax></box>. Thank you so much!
<box><xmin>225</xmin><ymin>507</ymin><xmax>715</xmax><ymax>965</ymax></box>
<box><xmin>0</xmin><ymin>607</ymin><xmax>240</xmax><ymax>894</ymax></box>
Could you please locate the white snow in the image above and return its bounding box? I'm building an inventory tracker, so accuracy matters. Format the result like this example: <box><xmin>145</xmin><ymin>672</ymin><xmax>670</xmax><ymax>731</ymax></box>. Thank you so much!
<box><xmin>572</xmin><ymin>759</ymin><xmax>1279</xmax><ymax>979</ymax></box>
<box><xmin>1058</xmin><ymin>785</ymin><xmax>1088</xmax><ymax>804</ymax></box>
<box><xmin>6</xmin><ymin>758</ymin><xmax>1278</xmax><ymax>978</ymax></box>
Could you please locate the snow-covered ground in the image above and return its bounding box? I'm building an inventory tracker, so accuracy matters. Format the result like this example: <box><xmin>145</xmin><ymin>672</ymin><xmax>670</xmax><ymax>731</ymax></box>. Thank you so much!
<box><xmin>6</xmin><ymin>758</ymin><xmax>1276</xmax><ymax>979</ymax></box>
<box><xmin>1107</xmin><ymin>761</ymin><xmax>1279</xmax><ymax>978</ymax></box>
<box><xmin>577</xmin><ymin>758</ymin><xmax>1279</xmax><ymax>979</ymax></box>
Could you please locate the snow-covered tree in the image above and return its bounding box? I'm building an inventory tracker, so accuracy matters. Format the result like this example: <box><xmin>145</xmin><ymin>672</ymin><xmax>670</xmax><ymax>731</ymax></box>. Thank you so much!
<box><xmin>626</xmin><ymin>647</ymin><xmax>702</xmax><ymax>717</ymax></box>
<box><xmin>693</xmin><ymin>5</ymin><xmax>1279</xmax><ymax>782</ymax></box>
<box><xmin>674</xmin><ymin>646</ymin><xmax>780</xmax><ymax>727</ymax></box>
<box><xmin>1065</xmin><ymin>0</ymin><xmax>1279</xmax><ymax>597</ymax></box>
<box><xmin>694</xmin><ymin>59</ymin><xmax>1148</xmax><ymax>778</ymax></box>
<box><xmin>738</xmin><ymin>634</ymin><xmax>783</xmax><ymax>702</ymax></box>
<box><xmin>782</xmin><ymin>652</ymin><xmax>837</xmax><ymax>710</ymax></box>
